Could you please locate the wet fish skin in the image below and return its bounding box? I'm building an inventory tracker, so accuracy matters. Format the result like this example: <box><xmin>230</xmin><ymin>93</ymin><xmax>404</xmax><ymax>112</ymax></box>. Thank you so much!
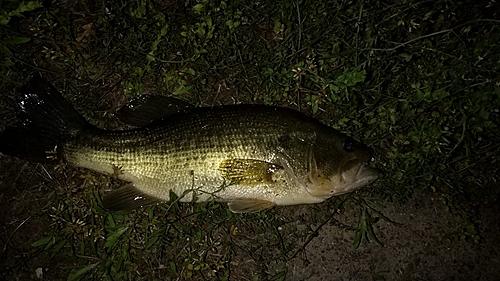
<box><xmin>0</xmin><ymin>77</ymin><xmax>379</xmax><ymax>213</ymax></box>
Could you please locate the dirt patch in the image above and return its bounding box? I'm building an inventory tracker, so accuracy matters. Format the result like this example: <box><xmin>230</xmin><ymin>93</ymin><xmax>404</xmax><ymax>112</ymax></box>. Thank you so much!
<box><xmin>268</xmin><ymin>193</ymin><xmax>500</xmax><ymax>280</ymax></box>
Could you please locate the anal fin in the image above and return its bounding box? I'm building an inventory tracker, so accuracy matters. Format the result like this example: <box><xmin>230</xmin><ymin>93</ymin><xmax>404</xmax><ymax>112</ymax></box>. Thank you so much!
<box><xmin>228</xmin><ymin>199</ymin><xmax>276</xmax><ymax>213</ymax></box>
<box><xmin>102</xmin><ymin>184</ymin><xmax>163</xmax><ymax>211</ymax></box>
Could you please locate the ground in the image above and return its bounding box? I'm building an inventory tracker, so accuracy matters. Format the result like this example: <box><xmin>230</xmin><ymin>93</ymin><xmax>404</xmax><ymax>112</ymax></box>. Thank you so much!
<box><xmin>274</xmin><ymin>194</ymin><xmax>500</xmax><ymax>280</ymax></box>
<box><xmin>1</xmin><ymin>0</ymin><xmax>499</xmax><ymax>280</ymax></box>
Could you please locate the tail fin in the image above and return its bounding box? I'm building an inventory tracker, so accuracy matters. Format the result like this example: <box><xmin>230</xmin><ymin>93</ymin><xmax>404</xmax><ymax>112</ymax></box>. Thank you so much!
<box><xmin>0</xmin><ymin>77</ymin><xmax>91</xmax><ymax>162</ymax></box>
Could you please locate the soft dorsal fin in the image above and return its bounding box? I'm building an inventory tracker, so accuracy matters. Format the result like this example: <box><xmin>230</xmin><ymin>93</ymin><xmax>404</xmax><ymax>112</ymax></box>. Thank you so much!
<box><xmin>102</xmin><ymin>183</ymin><xmax>163</xmax><ymax>210</ymax></box>
<box><xmin>117</xmin><ymin>95</ymin><xmax>194</xmax><ymax>127</ymax></box>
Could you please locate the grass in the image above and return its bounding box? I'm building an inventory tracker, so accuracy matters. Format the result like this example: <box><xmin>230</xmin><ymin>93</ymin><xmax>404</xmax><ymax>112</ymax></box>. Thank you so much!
<box><xmin>0</xmin><ymin>0</ymin><xmax>499</xmax><ymax>280</ymax></box>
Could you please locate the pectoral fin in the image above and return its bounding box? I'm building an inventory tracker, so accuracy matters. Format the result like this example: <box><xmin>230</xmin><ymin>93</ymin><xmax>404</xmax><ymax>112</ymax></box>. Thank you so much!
<box><xmin>228</xmin><ymin>199</ymin><xmax>276</xmax><ymax>213</ymax></box>
<box><xmin>102</xmin><ymin>184</ymin><xmax>163</xmax><ymax>211</ymax></box>
<box><xmin>219</xmin><ymin>159</ymin><xmax>283</xmax><ymax>185</ymax></box>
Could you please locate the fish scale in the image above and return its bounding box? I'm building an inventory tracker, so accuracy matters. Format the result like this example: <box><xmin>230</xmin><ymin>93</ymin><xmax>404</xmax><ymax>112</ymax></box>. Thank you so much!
<box><xmin>65</xmin><ymin>107</ymin><xmax>316</xmax><ymax>202</ymax></box>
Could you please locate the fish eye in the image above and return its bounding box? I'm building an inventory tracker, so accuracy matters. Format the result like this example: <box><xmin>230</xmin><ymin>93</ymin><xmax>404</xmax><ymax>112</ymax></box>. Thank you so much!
<box><xmin>343</xmin><ymin>140</ymin><xmax>355</xmax><ymax>152</ymax></box>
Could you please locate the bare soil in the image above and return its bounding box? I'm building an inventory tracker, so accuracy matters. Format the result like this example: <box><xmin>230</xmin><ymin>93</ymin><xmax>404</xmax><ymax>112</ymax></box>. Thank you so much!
<box><xmin>272</xmin><ymin>194</ymin><xmax>500</xmax><ymax>280</ymax></box>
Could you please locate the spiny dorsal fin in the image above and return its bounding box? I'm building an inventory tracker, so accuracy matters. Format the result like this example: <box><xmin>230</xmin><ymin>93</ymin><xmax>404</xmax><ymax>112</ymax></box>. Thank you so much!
<box><xmin>117</xmin><ymin>95</ymin><xmax>194</xmax><ymax>127</ymax></box>
<box><xmin>219</xmin><ymin>159</ymin><xmax>283</xmax><ymax>185</ymax></box>
<box><xmin>102</xmin><ymin>184</ymin><xmax>163</xmax><ymax>211</ymax></box>
<box><xmin>228</xmin><ymin>199</ymin><xmax>276</xmax><ymax>213</ymax></box>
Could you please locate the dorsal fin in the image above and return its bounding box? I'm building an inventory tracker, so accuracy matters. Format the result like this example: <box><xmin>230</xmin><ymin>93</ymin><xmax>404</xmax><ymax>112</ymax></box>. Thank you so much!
<box><xmin>116</xmin><ymin>95</ymin><xmax>194</xmax><ymax>127</ymax></box>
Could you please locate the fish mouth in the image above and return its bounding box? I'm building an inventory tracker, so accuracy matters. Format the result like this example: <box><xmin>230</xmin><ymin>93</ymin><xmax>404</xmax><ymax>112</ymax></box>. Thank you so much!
<box><xmin>342</xmin><ymin>158</ymin><xmax>379</xmax><ymax>185</ymax></box>
<box><xmin>356</xmin><ymin>164</ymin><xmax>379</xmax><ymax>185</ymax></box>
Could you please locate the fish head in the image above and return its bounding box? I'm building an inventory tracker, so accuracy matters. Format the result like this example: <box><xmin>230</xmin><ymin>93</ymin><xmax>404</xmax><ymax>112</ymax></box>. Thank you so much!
<box><xmin>304</xmin><ymin>134</ymin><xmax>379</xmax><ymax>199</ymax></box>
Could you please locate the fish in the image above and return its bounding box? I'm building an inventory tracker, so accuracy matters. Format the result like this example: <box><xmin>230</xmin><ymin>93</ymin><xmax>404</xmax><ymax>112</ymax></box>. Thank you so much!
<box><xmin>0</xmin><ymin>77</ymin><xmax>379</xmax><ymax>213</ymax></box>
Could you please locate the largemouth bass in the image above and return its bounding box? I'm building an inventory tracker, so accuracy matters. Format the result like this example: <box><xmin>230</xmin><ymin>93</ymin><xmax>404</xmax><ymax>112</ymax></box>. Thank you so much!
<box><xmin>0</xmin><ymin>77</ymin><xmax>378</xmax><ymax>213</ymax></box>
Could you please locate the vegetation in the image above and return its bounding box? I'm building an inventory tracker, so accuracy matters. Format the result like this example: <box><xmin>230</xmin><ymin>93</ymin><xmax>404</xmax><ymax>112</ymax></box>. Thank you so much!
<box><xmin>0</xmin><ymin>0</ymin><xmax>498</xmax><ymax>280</ymax></box>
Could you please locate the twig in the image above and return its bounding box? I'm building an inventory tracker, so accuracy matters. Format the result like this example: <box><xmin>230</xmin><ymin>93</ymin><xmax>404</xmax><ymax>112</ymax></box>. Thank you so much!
<box><xmin>372</xmin><ymin>29</ymin><xmax>451</xmax><ymax>52</ymax></box>
<box><xmin>372</xmin><ymin>18</ymin><xmax>500</xmax><ymax>52</ymax></box>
